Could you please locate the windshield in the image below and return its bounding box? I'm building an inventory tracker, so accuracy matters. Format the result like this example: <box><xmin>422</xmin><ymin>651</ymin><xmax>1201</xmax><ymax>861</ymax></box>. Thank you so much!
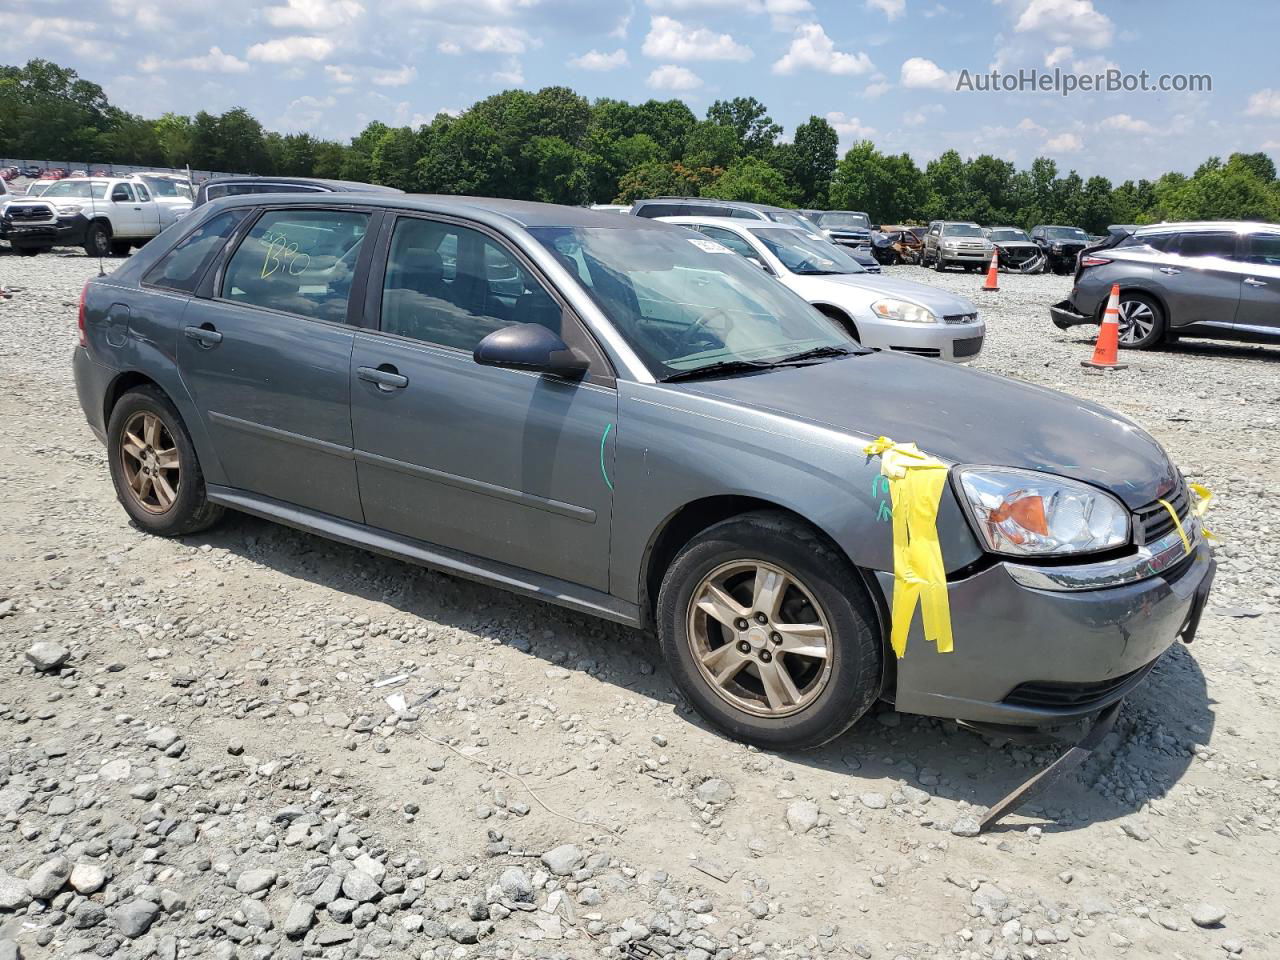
<box><xmin>766</xmin><ymin>210</ymin><xmax>818</xmax><ymax>234</ymax></box>
<box><xmin>990</xmin><ymin>228</ymin><xmax>1030</xmax><ymax>241</ymax></box>
<box><xmin>529</xmin><ymin>224</ymin><xmax>855</xmax><ymax>379</ymax></box>
<box><xmin>26</xmin><ymin>182</ymin><xmax>54</xmax><ymax>196</ymax></box>
<box><xmin>748</xmin><ymin>227</ymin><xmax>866</xmax><ymax>275</ymax></box>
<box><xmin>1044</xmin><ymin>226</ymin><xmax>1089</xmax><ymax>241</ymax></box>
<box><xmin>817</xmin><ymin>212</ymin><xmax>870</xmax><ymax>230</ymax></box>
<box><xmin>42</xmin><ymin>180</ymin><xmax>108</xmax><ymax>199</ymax></box>
<box><xmin>941</xmin><ymin>223</ymin><xmax>984</xmax><ymax>237</ymax></box>
<box><xmin>142</xmin><ymin>177</ymin><xmax>193</xmax><ymax>199</ymax></box>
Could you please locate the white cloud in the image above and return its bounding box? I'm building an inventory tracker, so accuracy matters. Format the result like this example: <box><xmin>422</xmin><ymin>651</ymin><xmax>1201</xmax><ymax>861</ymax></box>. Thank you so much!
<box><xmin>1100</xmin><ymin>113</ymin><xmax>1156</xmax><ymax>135</ymax></box>
<box><xmin>642</xmin><ymin>16</ymin><xmax>752</xmax><ymax>61</ymax></box>
<box><xmin>263</xmin><ymin>0</ymin><xmax>364</xmax><ymax>30</ymax></box>
<box><xmin>325</xmin><ymin>64</ymin><xmax>355</xmax><ymax>84</ymax></box>
<box><xmin>900</xmin><ymin>56</ymin><xmax>956</xmax><ymax>89</ymax></box>
<box><xmin>1043</xmin><ymin>131</ymin><xmax>1082</xmax><ymax>152</ymax></box>
<box><xmin>825</xmin><ymin>111</ymin><xmax>876</xmax><ymax>140</ymax></box>
<box><xmin>1044</xmin><ymin>44</ymin><xmax>1072</xmax><ymax>67</ymax></box>
<box><xmin>647</xmin><ymin>64</ymin><xmax>703</xmax><ymax>90</ymax></box>
<box><xmin>570</xmin><ymin>48</ymin><xmax>629</xmax><ymax>70</ymax></box>
<box><xmin>864</xmin><ymin>78</ymin><xmax>892</xmax><ymax>98</ymax></box>
<box><xmin>1013</xmin><ymin>0</ymin><xmax>1112</xmax><ymax>49</ymax></box>
<box><xmin>438</xmin><ymin>26</ymin><xmax>533</xmax><ymax>54</ymax></box>
<box><xmin>491</xmin><ymin>58</ymin><xmax>524</xmax><ymax>84</ymax></box>
<box><xmin>247</xmin><ymin>36</ymin><xmax>335</xmax><ymax>62</ymax></box>
<box><xmin>140</xmin><ymin>45</ymin><xmax>249</xmax><ymax>73</ymax></box>
<box><xmin>371</xmin><ymin>65</ymin><xmax>416</xmax><ymax>86</ymax></box>
<box><xmin>903</xmin><ymin>104</ymin><xmax>943</xmax><ymax>126</ymax></box>
<box><xmin>278</xmin><ymin>94</ymin><xmax>338</xmax><ymax>129</ymax></box>
<box><xmin>866</xmin><ymin>0</ymin><xmax>905</xmax><ymax>19</ymax></box>
<box><xmin>1017</xmin><ymin>117</ymin><xmax>1047</xmax><ymax>136</ymax></box>
<box><xmin>772</xmin><ymin>23</ymin><xmax>873</xmax><ymax>76</ymax></box>
<box><xmin>1263</xmin><ymin>139</ymin><xmax>1280</xmax><ymax>151</ymax></box>
<box><xmin>1245</xmin><ymin>89</ymin><xmax>1280</xmax><ymax>118</ymax></box>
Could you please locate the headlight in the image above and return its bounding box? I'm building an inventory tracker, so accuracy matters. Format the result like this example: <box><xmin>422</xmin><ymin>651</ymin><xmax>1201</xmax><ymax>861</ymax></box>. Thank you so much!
<box><xmin>871</xmin><ymin>298</ymin><xmax>937</xmax><ymax>324</ymax></box>
<box><xmin>942</xmin><ymin>239</ymin><xmax>959</xmax><ymax>248</ymax></box>
<box><xmin>957</xmin><ymin>467</ymin><xmax>1130</xmax><ymax>557</ymax></box>
<box><xmin>55</xmin><ymin>204</ymin><xmax>82</xmax><ymax>215</ymax></box>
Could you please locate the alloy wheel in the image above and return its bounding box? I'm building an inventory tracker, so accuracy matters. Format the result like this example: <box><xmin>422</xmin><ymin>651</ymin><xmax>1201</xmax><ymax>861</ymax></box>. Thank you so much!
<box><xmin>119</xmin><ymin>411</ymin><xmax>181</xmax><ymax>514</ymax></box>
<box><xmin>1117</xmin><ymin>300</ymin><xmax>1155</xmax><ymax>344</ymax></box>
<box><xmin>686</xmin><ymin>560</ymin><xmax>834</xmax><ymax>718</ymax></box>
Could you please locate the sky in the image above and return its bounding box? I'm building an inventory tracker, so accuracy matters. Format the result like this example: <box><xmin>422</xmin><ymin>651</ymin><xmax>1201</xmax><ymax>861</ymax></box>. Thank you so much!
<box><xmin>4</xmin><ymin>0</ymin><xmax>1280</xmax><ymax>182</ymax></box>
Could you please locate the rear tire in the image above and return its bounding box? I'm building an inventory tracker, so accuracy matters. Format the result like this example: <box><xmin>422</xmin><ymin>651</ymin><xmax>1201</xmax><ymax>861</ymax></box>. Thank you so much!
<box><xmin>84</xmin><ymin>221</ymin><xmax>111</xmax><ymax>259</ymax></box>
<box><xmin>107</xmin><ymin>386</ymin><xmax>224</xmax><ymax>537</ymax></box>
<box><xmin>656</xmin><ymin>511</ymin><xmax>883</xmax><ymax>751</ymax></box>
<box><xmin>15</xmin><ymin>246</ymin><xmax>42</xmax><ymax>257</ymax></box>
<box><xmin>1113</xmin><ymin>292</ymin><xmax>1166</xmax><ymax>350</ymax></box>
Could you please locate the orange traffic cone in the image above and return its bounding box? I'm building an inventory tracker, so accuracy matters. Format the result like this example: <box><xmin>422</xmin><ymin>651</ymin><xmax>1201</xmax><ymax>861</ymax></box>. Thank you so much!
<box><xmin>1082</xmin><ymin>283</ymin><xmax>1128</xmax><ymax>370</ymax></box>
<box><xmin>982</xmin><ymin>250</ymin><xmax>999</xmax><ymax>291</ymax></box>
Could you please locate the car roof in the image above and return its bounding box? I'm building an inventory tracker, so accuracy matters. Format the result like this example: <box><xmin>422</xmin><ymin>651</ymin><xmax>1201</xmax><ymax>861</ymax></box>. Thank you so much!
<box><xmin>200</xmin><ymin>176</ymin><xmax>403</xmax><ymax>193</ymax></box>
<box><xmin>635</xmin><ymin>196</ymin><xmax>785</xmax><ymax>214</ymax></box>
<box><xmin>1133</xmin><ymin>220</ymin><xmax>1280</xmax><ymax>235</ymax></box>
<box><xmin>658</xmin><ymin>215</ymin><xmax>808</xmax><ymax>234</ymax></box>
<box><xmin>204</xmin><ymin>192</ymin><xmax>689</xmax><ymax>231</ymax></box>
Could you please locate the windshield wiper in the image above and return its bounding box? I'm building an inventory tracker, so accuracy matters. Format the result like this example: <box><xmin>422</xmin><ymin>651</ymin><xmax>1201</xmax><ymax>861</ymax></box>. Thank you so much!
<box><xmin>662</xmin><ymin>359</ymin><xmax>774</xmax><ymax>382</ymax></box>
<box><xmin>773</xmin><ymin>344</ymin><xmax>865</xmax><ymax>365</ymax></box>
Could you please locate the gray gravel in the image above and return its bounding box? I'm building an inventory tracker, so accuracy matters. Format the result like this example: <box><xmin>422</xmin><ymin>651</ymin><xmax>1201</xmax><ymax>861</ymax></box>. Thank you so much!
<box><xmin>0</xmin><ymin>248</ymin><xmax>1278</xmax><ymax>958</ymax></box>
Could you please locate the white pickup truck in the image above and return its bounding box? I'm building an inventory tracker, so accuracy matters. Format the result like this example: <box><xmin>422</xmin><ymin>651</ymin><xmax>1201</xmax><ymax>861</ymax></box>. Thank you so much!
<box><xmin>0</xmin><ymin>176</ymin><xmax>192</xmax><ymax>257</ymax></box>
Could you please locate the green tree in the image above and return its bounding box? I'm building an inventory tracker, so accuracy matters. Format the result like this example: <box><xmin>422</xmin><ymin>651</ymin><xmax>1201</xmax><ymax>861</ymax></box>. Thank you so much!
<box><xmin>702</xmin><ymin>156</ymin><xmax>793</xmax><ymax>205</ymax></box>
<box><xmin>682</xmin><ymin>120</ymin><xmax>740</xmax><ymax>170</ymax></box>
<box><xmin>778</xmin><ymin>115</ymin><xmax>839</xmax><ymax>207</ymax></box>
<box><xmin>831</xmin><ymin>141</ymin><xmax>926</xmax><ymax>223</ymax></box>
<box><xmin>615</xmin><ymin>161</ymin><xmax>717</xmax><ymax>203</ymax></box>
<box><xmin>152</xmin><ymin>113</ymin><xmax>193</xmax><ymax>167</ymax></box>
<box><xmin>706</xmin><ymin>96</ymin><xmax>782</xmax><ymax>155</ymax></box>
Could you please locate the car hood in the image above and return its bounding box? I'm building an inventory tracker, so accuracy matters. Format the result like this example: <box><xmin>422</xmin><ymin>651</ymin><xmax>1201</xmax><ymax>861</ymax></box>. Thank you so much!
<box><xmin>805</xmin><ymin>272</ymin><xmax>978</xmax><ymax>316</ymax></box>
<box><xmin>673</xmin><ymin>351</ymin><xmax>1175</xmax><ymax>508</ymax></box>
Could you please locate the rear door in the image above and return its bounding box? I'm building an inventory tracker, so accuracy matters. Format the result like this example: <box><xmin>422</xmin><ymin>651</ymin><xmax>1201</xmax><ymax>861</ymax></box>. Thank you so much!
<box><xmin>1155</xmin><ymin>231</ymin><xmax>1241</xmax><ymax>328</ymax></box>
<box><xmin>349</xmin><ymin>213</ymin><xmax>617</xmax><ymax>591</ymax></box>
<box><xmin>1233</xmin><ymin>231</ymin><xmax>1280</xmax><ymax>336</ymax></box>
<box><xmin>176</xmin><ymin>204</ymin><xmax>376</xmax><ymax>521</ymax></box>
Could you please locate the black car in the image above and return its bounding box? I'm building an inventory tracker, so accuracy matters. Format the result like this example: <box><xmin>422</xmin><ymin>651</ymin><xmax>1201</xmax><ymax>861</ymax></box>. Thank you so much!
<box><xmin>986</xmin><ymin>226</ymin><xmax>1046</xmax><ymax>273</ymax></box>
<box><xmin>1030</xmin><ymin>225</ymin><xmax>1091</xmax><ymax>274</ymax></box>
<box><xmin>192</xmin><ymin>176</ymin><xmax>402</xmax><ymax>208</ymax></box>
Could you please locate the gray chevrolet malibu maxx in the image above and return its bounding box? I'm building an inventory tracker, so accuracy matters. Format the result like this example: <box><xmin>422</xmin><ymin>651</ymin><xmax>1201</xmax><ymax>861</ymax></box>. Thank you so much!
<box><xmin>73</xmin><ymin>194</ymin><xmax>1216</xmax><ymax>750</ymax></box>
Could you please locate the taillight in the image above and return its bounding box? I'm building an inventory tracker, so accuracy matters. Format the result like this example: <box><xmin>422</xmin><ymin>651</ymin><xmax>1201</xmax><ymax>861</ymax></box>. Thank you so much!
<box><xmin>1079</xmin><ymin>256</ymin><xmax>1111</xmax><ymax>269</ymax></box>
<box><xmin>77</xmin><ymin>281</ymin><xmax>89</xmax><ymax>347</ymax></box>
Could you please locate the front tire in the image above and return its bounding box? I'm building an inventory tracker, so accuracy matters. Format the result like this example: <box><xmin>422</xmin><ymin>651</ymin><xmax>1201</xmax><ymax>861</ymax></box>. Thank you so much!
<box><xmin>84</xmin><ymin>221</ymin><xmax>111</xmax><ymax>259</ymax></box>
<box><xmin>110</xmin><ymin>241</ymin><xmax>132</xmax><ymax>257</ymax></box>
<box><xmin>657</xmin><ymin>512</ymin><xmax>883</xmax><ymax>751</ymax></box>
<box><xmin>1114</xmin><ymin>292</ymin><xmax>1166</xmax><ymax>349</ymax></box>
<box><xmin>934</xmin><ymin>256</ymin><xmax>948</xmax><ymax>272</ymax></box>
<box><xmin>107</xmin><ymin>386</ymin><xmax>224</xmax><ymax>537</ymax></box>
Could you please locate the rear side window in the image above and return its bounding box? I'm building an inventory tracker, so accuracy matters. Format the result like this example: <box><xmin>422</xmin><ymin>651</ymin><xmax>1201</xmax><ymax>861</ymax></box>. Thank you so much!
<box><xmin>634</xmin><ymin>203</ymin><xmax>683</xmax><ymax>218</ymax></box>
<box><xmin>144</xmin><ymin>209</ymin><xmax>248</xmax><ymax>293</ymax></box>
<box><xmin>221</xmin><ymin>208</ymin><xmax>370</xmax><ymax>322</ymax></box>
<box><xmin>380</xmin><ymin>217</ymin><xmax>561</xmax><ymax>351</ymax></box>
<box><xmin>1173</xmin><ymin>232</ymin><xmax>1236</xmax><ymax>258</ymax></box>
<box><xmin>1241</xmin><ymin>233</ymin><xmax>1280</xmax><ymax>266</ymax></box>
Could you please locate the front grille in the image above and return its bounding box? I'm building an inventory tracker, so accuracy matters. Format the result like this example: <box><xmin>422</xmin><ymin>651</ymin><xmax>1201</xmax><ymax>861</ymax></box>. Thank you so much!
<box><xmin>1134</xmin><ymin>479</ymin><xmax>1190</xmax><ymax>545</ymax></box>
<box><xmin>943</xmin><ymin>313</ymin><xmax>978</xmax><ymax>325</ymax></box>
<box><xmin>1003</xmin><ymin>663</ymin><xmax>1151</xmax><ymax>710</ymax></box>
<box><xmin>6</xmin><ymin>204</ymin><xmax>54</xmax><ymax>223</ymax></box>
<box><xmin>890</xmin><ymin>345</ymin><xmax>941</xmax><ymax>358</ymax></box>
<box><xmin>953</xmin><ymin>336</ymin><xmax>983</xmax><ymax>358</ymax></box>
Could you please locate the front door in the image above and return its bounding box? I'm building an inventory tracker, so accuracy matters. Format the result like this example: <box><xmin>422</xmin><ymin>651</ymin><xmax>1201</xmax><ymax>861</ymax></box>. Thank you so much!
<box><xmin>176</xmin><ymin>205</ymin><xmax>374</xmax><ymax>522</ymax></box>
<box><xmin>350</xmin><ymin>214</ymin><xmax>616</xmax><ymax>591</ymax></box>
<box><xmin>1233</xmin><ymin>231</ymin><xmax>1280</xmax><ymax>336</ymax></box>
<box><xmin>108</xmin><ymin>182</ymin><xmax>147</xmax><ymax>238</ymax></box>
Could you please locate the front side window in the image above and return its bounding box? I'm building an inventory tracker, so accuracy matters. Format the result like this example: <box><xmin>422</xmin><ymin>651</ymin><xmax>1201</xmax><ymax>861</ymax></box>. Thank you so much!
<box><xmin>530</xmin><ymin>223</ymin><xmax>853</xmax><ymax>379</ymax></box>
<box><xmin>1242</xmin><ymin>232</ymin><xmax>1280</xmax><ymax>266</ymax></box>
<box><xmin>111</xmin><ymin>183</ymin><xmax>135</xmax><ymax>202</ymax></box>
<box><xmin>222</xmin><ymin>208</ymin><xmax>370</xmax><ymax>322</ymax></box>
<box><xmin>380</xmin><ymin>217</ymin><xmax>561</xmax><ymax>350</ymax></box>
<box><xmin>1174</xmin><ymin>232</ymin><xmax>1236</xmax><ymax>259</ymax></box>
<box><xmin>144</xmin><ymin>209</ymin><xmax>248</xmax><ymax>293</ymax></box>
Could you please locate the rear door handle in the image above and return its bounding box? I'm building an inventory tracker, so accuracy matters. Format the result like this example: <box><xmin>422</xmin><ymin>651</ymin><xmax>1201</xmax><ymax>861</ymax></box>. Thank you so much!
<box><xmin>357</xmin><ymin>365</ymin><xmax>409</xmax><ymax>391</ymax></box>
<box><xmin>1244</xmin><ymin>277</ymin><xmax>1266</xmax><ymax>287</ymax></box>
<box><xmin>183</xmin><ymin>324</ymin><xmax>222</xmax><ymax>347</ymax></box>
<box><xmin>1158</xmin><ymin>266</ymin><xmax>1181</xmax><ymax>275</ymax></box>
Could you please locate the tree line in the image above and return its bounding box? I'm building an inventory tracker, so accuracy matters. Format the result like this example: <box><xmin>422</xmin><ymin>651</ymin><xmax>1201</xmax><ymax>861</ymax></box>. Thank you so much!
<box><xmin>4</xmin><ymin>58</ymin><xmax>1278</xmax><ymax>232</ymax></box>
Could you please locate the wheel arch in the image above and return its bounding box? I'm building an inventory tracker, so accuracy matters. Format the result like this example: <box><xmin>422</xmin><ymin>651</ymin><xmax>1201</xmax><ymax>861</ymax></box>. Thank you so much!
<box><xmin>812</xmin><ymin>303</ymin><xmax>861</xmax><ymax>340</ymax></box>
<box><xmin>1098</xmin><ymin>283</ymin><xmax>1169</xmax><ymax>324</ymax></box>
<box><xmin>638</xmin><ymin>495</ymin><xmax>891</xmax><ymax>686</ymax></box>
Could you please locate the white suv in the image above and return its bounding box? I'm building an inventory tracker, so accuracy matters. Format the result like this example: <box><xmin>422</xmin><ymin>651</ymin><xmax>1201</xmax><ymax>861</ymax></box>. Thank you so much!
<box><xmin>1</xmin><ymin>177</ymin><xmax>171</xmax><ymax>257</ymax></box>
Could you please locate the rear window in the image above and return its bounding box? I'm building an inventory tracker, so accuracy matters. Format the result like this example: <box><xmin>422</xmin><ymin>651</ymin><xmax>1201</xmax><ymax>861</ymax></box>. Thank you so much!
<box><xmin>634</xmin><ymin>203</ymin><xmax>685</xmax><ymax>218</ymax></box>
<box><xmin>1242</xmin><ymin>232</ymin><xmax>1280</xmax><ymax>266</ymax></box>
<box><xmin>143</xmin><ymin>209</ymin><xmax>248</xmax><ymax>293</ymax></box>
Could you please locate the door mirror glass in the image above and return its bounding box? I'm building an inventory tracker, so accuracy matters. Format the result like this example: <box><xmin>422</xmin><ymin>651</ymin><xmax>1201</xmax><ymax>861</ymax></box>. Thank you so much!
<box><xmin>473</xmin><ymin>323</ymin><xmax>589</xmax><ymax>378</ymax></box>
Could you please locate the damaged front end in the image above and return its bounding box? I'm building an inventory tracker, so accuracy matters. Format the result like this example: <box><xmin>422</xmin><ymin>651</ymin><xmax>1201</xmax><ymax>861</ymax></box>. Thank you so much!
<box><xmin>996</xmin><ymin>244</ymin><xmax>1047</xmax><ymax>274</ymax></box>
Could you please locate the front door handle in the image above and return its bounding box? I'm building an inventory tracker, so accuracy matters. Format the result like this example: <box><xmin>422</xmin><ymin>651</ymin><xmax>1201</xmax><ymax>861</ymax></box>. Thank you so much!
<box><xmin>1244</xmin><ymin>277</ymin><xmax>1267</xmax><ymax>287</ymax></box>
<box><xmin>1158</xmin><ymin>266</ymin><xmax>1181</xmax><ymax>275</ymax></box>
<box><xmin>183</xmin><ymin>324</ymin><xmax>222</xmax><ymax>347</ymax></box>
<box><xmin>357</xmin><ymin>365</ymin><xmax>409</xmax><ymax>391</ymax></box>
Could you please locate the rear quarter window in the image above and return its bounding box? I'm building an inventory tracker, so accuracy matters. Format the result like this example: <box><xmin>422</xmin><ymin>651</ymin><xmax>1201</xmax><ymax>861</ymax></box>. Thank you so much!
<box><xmin>143</xmin><ymin>209</ymin><xmax>249</xmax><ymax>293</ymax></box>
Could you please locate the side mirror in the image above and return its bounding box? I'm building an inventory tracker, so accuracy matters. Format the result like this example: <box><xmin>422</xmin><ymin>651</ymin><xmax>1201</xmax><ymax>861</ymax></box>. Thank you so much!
<box><xmin>473</xmin><ymin>323</ymin><xmax>589</xmax><ymax>379</ymax></box>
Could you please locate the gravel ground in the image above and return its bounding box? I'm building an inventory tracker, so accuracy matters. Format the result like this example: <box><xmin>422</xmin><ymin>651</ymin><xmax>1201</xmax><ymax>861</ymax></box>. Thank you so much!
<box><xmin>0</xmin><ymin>246</ymin><xmax>1278</xmax><ymax>960</ymax></box>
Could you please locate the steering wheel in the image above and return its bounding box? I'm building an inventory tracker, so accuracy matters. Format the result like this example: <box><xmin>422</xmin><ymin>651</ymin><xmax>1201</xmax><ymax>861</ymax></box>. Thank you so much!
<box><xmin>679</xmin><ymin>307</ymin><xmax>735</xmax><ymax>350</ymax></box>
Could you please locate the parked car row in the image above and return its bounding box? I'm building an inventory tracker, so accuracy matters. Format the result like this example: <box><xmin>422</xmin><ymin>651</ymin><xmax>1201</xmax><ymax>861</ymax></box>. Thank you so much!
<box><xmin>71</xmin><ymin>191</ymin><xmax>1215</xmax><ymax>751</ymax></box>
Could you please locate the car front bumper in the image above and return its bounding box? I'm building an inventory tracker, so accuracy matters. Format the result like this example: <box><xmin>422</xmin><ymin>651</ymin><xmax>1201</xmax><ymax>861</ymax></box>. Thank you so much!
<box><xmin>937</xmin><ymin>247</ymin><xmax>992</xmax><ymax>263</ymax></box>
<box><xmin>858</xmin><ymin>316</ymin><xmax>986</xmax><ymax>363</ymax></box>
<box><xmin>0</xmin><ymin>212</ymin><xmax>88</xmax><ymax>247</ymax></box>
<box><xmin>882</xmin><ymin>526</ymin><xmax>1215</xmax><ymax>727</ymax></box>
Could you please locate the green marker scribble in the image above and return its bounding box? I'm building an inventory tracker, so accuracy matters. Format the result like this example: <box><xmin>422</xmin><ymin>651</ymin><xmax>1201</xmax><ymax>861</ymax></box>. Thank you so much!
<box><xmin>600</xmin><ymin>423</ymin><xmax>614</xmax><ymax>491</ymax></box>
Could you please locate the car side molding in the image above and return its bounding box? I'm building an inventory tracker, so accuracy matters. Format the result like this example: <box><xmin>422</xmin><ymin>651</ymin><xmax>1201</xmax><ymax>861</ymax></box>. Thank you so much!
<box><xmin>205</xmin><ymin>485</ymin><xmax>642</xmax><ymax>627</ymax></box>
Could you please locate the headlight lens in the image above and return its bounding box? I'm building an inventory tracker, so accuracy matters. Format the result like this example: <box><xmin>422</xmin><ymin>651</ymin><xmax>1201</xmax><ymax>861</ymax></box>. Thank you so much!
<box><xmin>871</xmin><ymin>298</ymin><xmax>937</xmax><ymax>324</ymax></box>
<box><xmin>55</xmin><ymin>203</ymin><xmax>82</xmax><ymax>215</ymax></box>
<box><xmin>956</xmin><ymin>467</ymin><xmax>1130</xmax><ymax>557</ymax></box>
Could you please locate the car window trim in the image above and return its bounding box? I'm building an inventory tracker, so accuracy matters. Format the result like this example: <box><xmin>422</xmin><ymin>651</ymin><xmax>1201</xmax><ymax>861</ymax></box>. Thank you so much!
<box><xmin>363</xmin><ymin>210</ymin><xmax>617</xmax><ymax>389</ymax></box>
<box><xmin>207</xmin><ymin>202</ymin><xmax>380</xmax><ymax>327</ymax></box>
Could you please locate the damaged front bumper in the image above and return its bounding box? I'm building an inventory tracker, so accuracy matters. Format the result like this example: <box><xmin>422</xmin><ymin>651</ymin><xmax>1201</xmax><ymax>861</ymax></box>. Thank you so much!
<box><xmin>997</xmin><ymin>248</ymin><xmax>1047</xmax><ymax>273</ymax></box>
<box><xmin>1050</xmin><ymin>298</ymin><xmax>1093</xmax><ymax>330</ymax></box>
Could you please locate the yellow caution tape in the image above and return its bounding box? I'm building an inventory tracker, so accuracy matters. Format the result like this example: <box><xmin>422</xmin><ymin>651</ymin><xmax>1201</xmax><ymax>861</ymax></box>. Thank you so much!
<box><xmin>1157</xmin><ymin>498</ymin><xmax>1191</xmax><ymax>556</ymax></box>
<box><xmin>1189</xmin><ymin>482</ymin><xmax>1217</xmax><ymax>541</ymax></box>
<box><xmin>863</xmin><ymin>436</ymin><xmax>953</xmax><ymax>659</ymax></box>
